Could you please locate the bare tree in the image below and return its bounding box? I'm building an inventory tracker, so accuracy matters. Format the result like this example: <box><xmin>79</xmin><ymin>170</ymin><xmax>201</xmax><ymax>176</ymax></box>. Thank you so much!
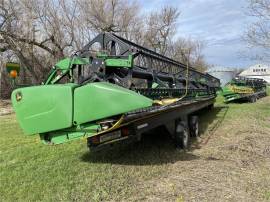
<box><xmin>191</xmin><ymin>40</ymin><xmax>208</xmax><ymax>72</ymax></box>
<box><xmin>0</xmin><ymin>0</ymin><xmax>85</xmax><ymax>82</ymax></box>
<box><xmin>0</xmin><ymin>0</ymin><xmax>142</xmax><ymax>97</ymax></box>
<box><xmin>77</xmin><ymin>0</ymin><xmax>140</xmax><ymax>36</ymax></box>
<box><xmin>144</xmin><ymin>6</ymin><xmax>180</xmax><ymax>55</ymax></box>
<box><xmin>244</xmin><ymin>0</ymin><xmax>270</xmax><ymax>56</ymax></box>
<box><xmin>0</xmin><ymin>0</ymin><xmax>209</xmax><ymax>98</ymax></box>
<box><xmin>0</xmin><ymin>0</ymin><xmax>141</xmax><ymax>74</ymax></box>
<box><xmin>167</xmin><ymin>37</ymin><xmax>207</xmax><ymax>72</ymax></box>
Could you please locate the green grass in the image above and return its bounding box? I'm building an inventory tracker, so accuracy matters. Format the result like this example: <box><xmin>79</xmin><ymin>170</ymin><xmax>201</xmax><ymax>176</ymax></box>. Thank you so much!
<box><xmin>265</xmin><ymin>191</ymin><xmax>270</xmax><ymax>200</ymax></box>
<box><xmin>0</xmin><ymin>94</ymin><xmax>270</xmax><ymax>201</ymax></box>
<box><xmin>0</xmin><ymin>115</ymin><xmax>181</xmax><ymax>201</ymax></box>
<box><xmin>267</xmin><ymin>86</ymin><xmax>270</xmax><ymax>95</ymax></box>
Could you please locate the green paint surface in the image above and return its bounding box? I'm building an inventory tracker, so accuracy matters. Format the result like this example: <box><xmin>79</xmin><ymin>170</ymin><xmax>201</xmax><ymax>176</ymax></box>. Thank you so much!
<box><xmin>73</xmin><ymin>82</ymin><xmax>153</xmax><ymax>124</ymax></box>
<box><xmin>11</xmin><ymin>84</ymin><xmax>77</xmax><ymax>135</ymax></box>
<box><xmin>97</xmin><ymin>53</ymin><xmax>133</xmax><ymax>68</ymax></box>
<box><xmin>55</xmin><ymin>57</ymin><xmax>90</xmax><ymax>70</ymax></box>
<box><xmin>11</xmin><ymin>81</ymin><xmax>152</xmax><ymax>142</ymax></box>
<box><xmin>40</xmin><ymin>124</ymin><xmax>100</xmax><ymax>145</ymax></box>
<box><xmin>105</xmin><ymin>58</ymin><xmax>132</xmax><ymax>67</ymax></box>
<box><xmin>221</xmin><ymin>86</ymin><xmax>240</xmax><ymax>102</ymax></box>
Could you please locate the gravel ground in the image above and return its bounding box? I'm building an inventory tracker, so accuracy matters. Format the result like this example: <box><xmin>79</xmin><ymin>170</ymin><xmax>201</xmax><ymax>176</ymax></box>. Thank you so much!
<box><xmin>0</xmin><ymin>99</ymin><xmax>13</xmax><ymax>116</ymax></box>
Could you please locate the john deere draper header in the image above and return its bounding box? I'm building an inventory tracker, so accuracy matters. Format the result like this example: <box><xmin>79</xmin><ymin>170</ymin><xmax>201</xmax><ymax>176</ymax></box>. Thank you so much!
<box><xmin>222</xmin><ymin>76</ymin><xmax>267</xmax><ymax>103</ymax></box>
<box><xmin>10</xmin><ymin>32</ymin><xmax>220</xmax><ymax>145</ymax></box>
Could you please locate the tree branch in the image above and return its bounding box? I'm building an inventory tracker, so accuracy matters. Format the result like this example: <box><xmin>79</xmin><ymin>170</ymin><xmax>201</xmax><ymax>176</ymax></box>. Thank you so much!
<box><xmin>0</xmin><ymin>31</ymin><xmax>56</xmax><ymax>55</ymax></box>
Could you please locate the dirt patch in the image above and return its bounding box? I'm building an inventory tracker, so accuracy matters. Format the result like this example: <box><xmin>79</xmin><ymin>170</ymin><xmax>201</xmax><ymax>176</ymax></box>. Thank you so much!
<box><xmin>131</xmin><ymin>97</ymin><xmax>270</xmax><ymax>202</ymax></box>
<box><xmin>0</xmin><ymin>99</ymin><xmax>13</xmax><ymax>116</ymax></box>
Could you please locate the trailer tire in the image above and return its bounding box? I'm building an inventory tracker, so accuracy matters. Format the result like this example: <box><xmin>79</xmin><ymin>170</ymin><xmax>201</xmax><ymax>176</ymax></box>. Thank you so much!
<box><xmin>189</xmin><ymin>116</ymin><xmax>199</xmax><ymax>137</ymax></box>
<box><xmin>207</xmin><ymin>104</ymin><xmax>214</xmax><ymax>110</ymax></box>
<box><xmin>175</xmin><ymin>120</ymin><xmax>190</xmax><ymax>149</ymax></box>
<box><xmin>250</xmin><ymin>96</ymin><xmax>257</xmax><ymax>103</ymax></box>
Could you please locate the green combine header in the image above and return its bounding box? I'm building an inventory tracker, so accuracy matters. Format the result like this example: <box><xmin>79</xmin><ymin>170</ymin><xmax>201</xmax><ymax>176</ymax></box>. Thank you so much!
<box><xmin>222</xmin><ymin>76</ymin><xmax>267</xmax><ymax>103</ymax></box>
<box><xmin>9</xmin><ymin>32</ymin><xmax>220</xmax><ymax>150</ymax></box>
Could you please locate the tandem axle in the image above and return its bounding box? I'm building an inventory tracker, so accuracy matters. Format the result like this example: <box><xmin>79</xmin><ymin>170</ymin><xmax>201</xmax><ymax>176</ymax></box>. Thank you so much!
<box><xmin>87</xmin><ymin>97</ymin><xmax>215</xmax><ymax>151</ymax></box>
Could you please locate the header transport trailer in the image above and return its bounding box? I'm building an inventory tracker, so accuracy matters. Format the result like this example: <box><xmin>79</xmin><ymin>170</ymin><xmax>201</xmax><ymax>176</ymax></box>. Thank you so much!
<box><xmin>222</xmin><ymin>76</ymin><xmax>267</xmax><ymax>103</ymax></box>
<box><xmin>8</xmin><ymin>32</ymin><xmax>220</xmax><ymax>151</ymax></box>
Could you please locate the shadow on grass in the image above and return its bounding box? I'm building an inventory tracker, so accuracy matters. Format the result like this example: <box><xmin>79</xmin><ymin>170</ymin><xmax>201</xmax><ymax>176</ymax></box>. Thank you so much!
<box><xmin>193</xmin><ymin>105</ymin><xmax>229</xmax><ymax>148</ymax></box>
<box><xmin>81</xmin><ymin>129</ymin><xmax>200</xmax><ymax>165</ymax></box>
<box><xmin>197</xmin><ymin>105</ymin><xmax>229</xmax><ymax>135</ymax></box>
<box><xmin>80</xmin><ymin>106</ymin><xmax>228</xmax><ymax>165</ymax></box>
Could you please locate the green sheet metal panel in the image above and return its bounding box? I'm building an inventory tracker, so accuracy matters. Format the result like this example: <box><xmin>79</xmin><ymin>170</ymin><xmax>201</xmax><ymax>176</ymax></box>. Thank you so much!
<box><xmin>221</xmin><ymin>86</ymin><xmax>233</xmax><ymax>96</ymax></box>
<box><xmin>55</xmin><ymin>57</ymin><xmax>90</xmax><ymax>70</ymax></box>
<box><xmin>12</xmin><ymin>84</ymin><xmax>76</xmax><ymax>135</ymax></box>
<box><xmin>40</xmin><ymin>124</ymin><xmax>100</xmax><ymax>145</ymax></box>
<box><xmin>105</xmin><ymin>58</ymin><xmax>132</xmax><ymax>67</ymax></box>
<box><xmin>73</xmin><ymin>82</ymin><xmax>153</xmax><ymax>124</ymax></box>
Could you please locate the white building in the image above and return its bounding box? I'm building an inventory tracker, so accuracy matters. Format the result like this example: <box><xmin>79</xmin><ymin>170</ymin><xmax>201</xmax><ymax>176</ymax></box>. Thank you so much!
<box><xmin>239</xmin><ymin>64</ymin><xmax>270</xmax><ymax>83</ymax></box>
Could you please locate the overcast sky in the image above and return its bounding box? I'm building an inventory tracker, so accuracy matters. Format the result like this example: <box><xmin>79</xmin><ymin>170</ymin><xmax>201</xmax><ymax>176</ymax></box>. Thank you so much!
<box><xmin>139</xmin><ymin>0</ymin><xmax>261</xmax><ymax>68</ymax></box>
